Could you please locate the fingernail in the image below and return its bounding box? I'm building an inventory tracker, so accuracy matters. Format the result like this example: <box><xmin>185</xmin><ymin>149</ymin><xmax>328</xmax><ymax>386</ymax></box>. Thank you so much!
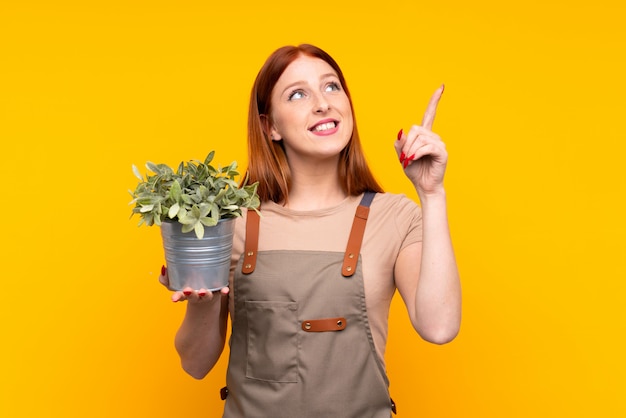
<box><xmin>397</xmin><ymin>129</ymin><xmax>403</xmax><ymax>140</ymax></box>
<box><xmin>441</xmin><ymin>84</ymin><xmax>445</xmax><ymax>94</ymax></box>
<box><xmin>400</xmin><ymin>152</ymin><xmax>406</xmax><ymax>163</ymax></box>
<box><xmin>408</xmin><ymin>154</ymin><xmax>415</xmax><ymax>161</ymax></box>
<box><xmin>183</xmin><ymin>290</ymin><xmax>192</xmax><ymax>296</ymax></box>
<box><xmin>403</xmin><ymin>159</ymin><xmax>410</xmax><ymax>169</ymax></box>
<box><xmin>161</xmin><ymin>265</ymin><xmax>166</xmax><ymax>276</ymax></box>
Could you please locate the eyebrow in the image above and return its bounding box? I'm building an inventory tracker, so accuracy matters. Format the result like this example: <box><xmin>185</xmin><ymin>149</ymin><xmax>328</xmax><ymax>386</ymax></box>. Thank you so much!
<box><xmin>280</xmin><ymin>72</ymin><xmax>339</xmax><ymax>96</ymax></box>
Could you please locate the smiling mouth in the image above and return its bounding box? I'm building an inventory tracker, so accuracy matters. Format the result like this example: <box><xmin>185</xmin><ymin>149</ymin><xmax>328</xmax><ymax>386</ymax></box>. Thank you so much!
<box><xmin>310</xmin><ymin>121</ymin><xmax>338</xmax><ymax>132</ymax></box>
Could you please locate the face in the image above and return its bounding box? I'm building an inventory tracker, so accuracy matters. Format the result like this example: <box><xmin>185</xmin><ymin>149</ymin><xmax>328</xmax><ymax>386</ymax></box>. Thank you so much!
<box><xmin>268</xmin><ymin>55</ymin><xmax>353</xmax><ymax>164</ymax></box>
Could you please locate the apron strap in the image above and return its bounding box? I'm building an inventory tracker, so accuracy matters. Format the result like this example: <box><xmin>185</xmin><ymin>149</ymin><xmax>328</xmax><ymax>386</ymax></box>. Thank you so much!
<box><xmin>342</xmin><ymin>192</ymin><xmax>376</xmax><ymax>277</ymax></box>
<box><xmin>242</xmin><ymin>192</ymin><xmax>376</xmax><ymax>276</ymax></box>
<box><xmin>241</xmin><ymin>208</ymin><xmax>260</xmax><ymax>274</ymax></box>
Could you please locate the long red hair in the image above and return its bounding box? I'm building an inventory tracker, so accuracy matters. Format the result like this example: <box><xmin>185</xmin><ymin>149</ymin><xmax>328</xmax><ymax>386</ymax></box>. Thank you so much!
<box><xmin>247</xmin><ymin>44</ymin><xmax>383</xmax><ymax>203</ymax></box>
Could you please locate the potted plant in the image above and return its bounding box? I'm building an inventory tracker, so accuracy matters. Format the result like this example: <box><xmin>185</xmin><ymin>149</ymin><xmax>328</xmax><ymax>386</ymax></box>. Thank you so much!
<box><xmin>129</xmin><ymin>150</ymin><xmax>260</xmax><ymax>291</ymax></box>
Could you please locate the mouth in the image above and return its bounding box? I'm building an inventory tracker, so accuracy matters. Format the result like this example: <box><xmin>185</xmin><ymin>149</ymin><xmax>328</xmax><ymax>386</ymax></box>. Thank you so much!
<box><xmin>309</xmin><ymin>119</ymin><xmax>339</xmax><ymax>133</ymax></box>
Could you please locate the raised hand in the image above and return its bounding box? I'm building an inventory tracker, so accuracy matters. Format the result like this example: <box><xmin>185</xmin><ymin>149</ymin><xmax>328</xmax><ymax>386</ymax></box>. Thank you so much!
<box><xmin>395</xmin><ymin>85</ymin><xmax>448</xmax><ymax>197</ymax></box>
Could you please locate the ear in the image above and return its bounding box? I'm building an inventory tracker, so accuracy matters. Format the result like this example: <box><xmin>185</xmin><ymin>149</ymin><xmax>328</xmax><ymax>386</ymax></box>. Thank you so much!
<box><xmin>260</xmin><ymin>114</ymin><xmax>282</xmax><ymax>142</ymax></box>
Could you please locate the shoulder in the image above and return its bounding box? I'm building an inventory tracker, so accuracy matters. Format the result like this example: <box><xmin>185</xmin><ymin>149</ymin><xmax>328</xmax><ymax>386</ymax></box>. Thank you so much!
<box><xmin>368</xmin><ymin>193</ymin><xmax>422</xmax><ymax>242</ymax></box>
<box><xmin>371</xmin><ymin>192</ymin><xmax>421</xmax><ymax>217</ymax></box>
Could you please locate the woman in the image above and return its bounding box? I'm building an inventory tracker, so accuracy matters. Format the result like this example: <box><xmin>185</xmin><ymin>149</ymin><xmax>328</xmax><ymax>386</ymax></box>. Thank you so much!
<box><xmin>160</xmin><ymin>44</ymin><xmax>461</xmax><ymax>417</ymax></box>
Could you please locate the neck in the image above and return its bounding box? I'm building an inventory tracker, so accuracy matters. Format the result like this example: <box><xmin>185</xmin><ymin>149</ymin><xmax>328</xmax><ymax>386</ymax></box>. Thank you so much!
<box><xmin>283</xmin><ymin>157</ymin><xmax>347</xmax><ymax>211</ymax></box>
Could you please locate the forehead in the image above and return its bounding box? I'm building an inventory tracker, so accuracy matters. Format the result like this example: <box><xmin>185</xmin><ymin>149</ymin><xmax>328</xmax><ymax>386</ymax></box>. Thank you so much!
<box><xmin>276</xmin><ymin>55</ymin><xmax>338</xmax><ymax>86</ymax></box>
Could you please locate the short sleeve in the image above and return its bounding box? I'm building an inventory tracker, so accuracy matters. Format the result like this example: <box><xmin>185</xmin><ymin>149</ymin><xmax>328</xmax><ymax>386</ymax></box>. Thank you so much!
<box><xmin>393</xmin><ymin>195</ymin><xmax>423</xmax><ymax>251</ymax></box>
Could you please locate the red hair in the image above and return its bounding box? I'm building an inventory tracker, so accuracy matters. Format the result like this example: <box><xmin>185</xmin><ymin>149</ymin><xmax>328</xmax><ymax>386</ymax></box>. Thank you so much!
<box><xmin>247</xmin><ymin>44</ymin><xmax>383</xmax><ymax>203</ymax></box>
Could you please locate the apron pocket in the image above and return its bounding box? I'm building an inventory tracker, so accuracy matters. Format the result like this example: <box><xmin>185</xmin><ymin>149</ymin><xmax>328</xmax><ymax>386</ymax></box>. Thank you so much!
<box><xmin>245</xmin><ymin>300</ymin><xmax>299</xmax><ymax>383</ymax></box>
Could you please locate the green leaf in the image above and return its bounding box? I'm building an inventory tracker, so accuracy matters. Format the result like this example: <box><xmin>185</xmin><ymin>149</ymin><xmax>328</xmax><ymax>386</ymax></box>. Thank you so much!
<box><xmin>168</xmin><ymin>202</ymin><xmax>180</xmax><ymax>219</ymax></box>
<box><xmin>132</xmin><ymin>164</ymin><xmax>144</xmax><ymax>181</ymax></box>
<box><xmin>194</xmin><ymin>222</ymin><xmax>204</xmax><ymax>239</ymax></box>
<box><xmin>196</xmin><ymin>202</ymin><xmax>210</xmax><ymax>217</ymax></box>
<box><xmin>190</xmin><ymin>205</ymin><xmax>201</xmax><ymax>218</ymax></box>
<box><xmin>204</xmin><ymin>151</ymin><xmax>215</xmax><ymax>165</ymax></box>
<box><xmin>130</xmin><ymin>150</ymin><xmax>259</xmax><ymax>231</ymax></box>
<box><xmin>200</xmin><ymin>217</ymin><xmax>218</xmax><ymax>227</ymax></box>
<box><xmin>169</xmin><ymin>180</ymin><xmax>182</xmax><ymax>202</ymax></box>
<box><xmin>210</xmin><ymin>203</ymin><xmax>220</xmax><ymax>221</ymax></box>
<box><xmin>215</xmin><ymin>187</ymin><xmax>227</xmax><ymax>201</ymax></box>
<box><xmin>146</xmin><ymin>162</ymin><xmax>160</xmax><ymax>174</ymax></box>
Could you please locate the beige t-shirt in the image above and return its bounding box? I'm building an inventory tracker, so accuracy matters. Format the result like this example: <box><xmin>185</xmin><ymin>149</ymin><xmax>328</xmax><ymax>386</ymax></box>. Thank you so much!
<box><xmin>229</xmin><ymin>192</ymin><xmax>422</xmax><ymax>364</ymax></box>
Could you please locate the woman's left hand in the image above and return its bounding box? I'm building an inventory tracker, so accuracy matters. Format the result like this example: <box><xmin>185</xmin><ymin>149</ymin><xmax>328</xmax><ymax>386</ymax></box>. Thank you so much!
<box><xmin>395</xmin><ymin>85</ymin><xmax>448</xmax><ymax>197</ymax></box>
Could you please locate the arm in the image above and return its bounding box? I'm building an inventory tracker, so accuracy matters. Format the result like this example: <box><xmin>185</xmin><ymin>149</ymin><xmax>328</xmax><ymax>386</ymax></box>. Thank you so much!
<box><xmin>395</xmin><ymin>191</ymin><xmax>461</xmax><ymax>344</ymax></box>
<box><xmin>160</xmin><ymin>268</ymin><xmax>230</xmax><ymax>379</ymax></box>
<box><xmin>394</xmin><ymin>85</ymin><xmax>462</xmax><ymax>344</ymax></box>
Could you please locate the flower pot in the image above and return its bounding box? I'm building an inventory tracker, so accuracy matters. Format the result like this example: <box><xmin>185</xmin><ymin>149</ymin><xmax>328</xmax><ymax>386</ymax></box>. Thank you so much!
<box><xmin>160</xmin><ymin>218</ymin><xmax>235</xmax><ymax>291</ymax></box>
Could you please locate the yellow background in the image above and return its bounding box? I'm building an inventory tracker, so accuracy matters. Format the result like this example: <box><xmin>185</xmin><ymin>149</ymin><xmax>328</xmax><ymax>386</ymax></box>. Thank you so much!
<box><xmin>1</xmin><ymin>1</ymin><xmax>624</xmax><ymax>416</ymax></box>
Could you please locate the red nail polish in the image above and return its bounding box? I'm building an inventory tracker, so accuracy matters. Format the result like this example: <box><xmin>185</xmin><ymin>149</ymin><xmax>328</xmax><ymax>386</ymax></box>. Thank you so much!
<box><xmin>198</xmin><ymin>292</ymin><xmax>206</xmax><ymax>297</ymax></box>
<box><xmin>183</xmin><ymin>290</ymin><xmax>192</xmax><ymax>296</ymax></box>
<box><xmin>397</xmin><ymin>129</ymin><xmax>403</xmax><ymax>140</ymax></box>
<box><xmin>403</xmin><ymin>159</ymin><xmax>409</xmax><ymax>169</ymax></box>
<box><xmin>161</xmin><ymin>265</ymin><xmax>166</xmax><ymax>276</ymax></box>
<box><xmin>400</xmin><ymin>152</ymin><xmax>406</xmax><ymax>162</ymax></box>
<box><xmin>408</xmin><ymin>154</ymin><xmax>415</xmax><ymax>161</ymax></box>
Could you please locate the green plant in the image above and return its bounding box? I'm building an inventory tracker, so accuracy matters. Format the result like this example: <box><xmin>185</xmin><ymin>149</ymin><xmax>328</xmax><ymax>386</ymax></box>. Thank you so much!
<box><xmin>130</xmin><ymin>151</ymin><xmax>259</xmax><ymax>238</ymax></box>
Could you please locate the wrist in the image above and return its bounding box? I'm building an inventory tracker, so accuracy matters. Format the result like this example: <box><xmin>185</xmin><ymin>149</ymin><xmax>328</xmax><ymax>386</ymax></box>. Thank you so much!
<box><xmin>417</xmin><ymin>186</ymin><xmax>447</xmax><ymax>204</ymax></box>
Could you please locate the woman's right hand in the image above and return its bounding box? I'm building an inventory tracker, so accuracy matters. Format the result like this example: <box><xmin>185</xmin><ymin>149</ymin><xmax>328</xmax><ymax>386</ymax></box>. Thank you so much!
<box><xmin>158</xmin><ymin>265</ymin><xmax>230</xmax><ymax>303</ymax></box>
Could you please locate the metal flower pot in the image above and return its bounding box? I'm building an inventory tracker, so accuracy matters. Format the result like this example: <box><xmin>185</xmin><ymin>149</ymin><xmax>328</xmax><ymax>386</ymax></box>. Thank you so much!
<box><xmin>160</xmin><ymin>218</ymin><xmax>235</xmax><ymax>291</ymax></box>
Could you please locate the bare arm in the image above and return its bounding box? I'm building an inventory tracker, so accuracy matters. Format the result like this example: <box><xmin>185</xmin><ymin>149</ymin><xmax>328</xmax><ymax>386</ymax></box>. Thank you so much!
<box><xmin>394</xmin><ymin>85</ymin><xmax>461</xmax><ymax>344</ymax></box>
<box><xmin>395</xmin><ymin>191</ymin><xmax>461</xmax><ymax>344</ymax></box>
<box><xmin>160</xmin><ymin>268</ymin><xmax>230</xmax><ymax>379</ymax></box>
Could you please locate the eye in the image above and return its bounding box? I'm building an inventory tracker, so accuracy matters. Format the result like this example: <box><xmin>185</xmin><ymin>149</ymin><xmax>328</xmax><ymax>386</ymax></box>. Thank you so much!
<box><xmin>288</xmin><ymin>90</ymin><xmax>305</xmax><ymax>101</ymax></box>
<box><xmin>325</xmin><ymin>82</ymin><xmax>341</xmax><ymax>92</ymax></box>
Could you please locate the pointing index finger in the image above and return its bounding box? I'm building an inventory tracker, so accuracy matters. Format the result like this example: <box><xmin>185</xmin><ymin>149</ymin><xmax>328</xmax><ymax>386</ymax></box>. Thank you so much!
<box><xmin>421</xmin><ymin>84</ymin><xmax>444</xmax><ymax>130</ymax></box>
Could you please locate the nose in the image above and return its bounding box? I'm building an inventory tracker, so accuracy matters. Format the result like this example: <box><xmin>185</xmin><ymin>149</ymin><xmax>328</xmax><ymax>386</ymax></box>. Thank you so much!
<box><xmin>314</xmin><ymin>94</ymin><xmax>330</xmax><ymax>113</ymax></box>
<box><xmin>316</xmin><ymin>103</ymin><xmax>330</xmax><ymax>113</ymax></box>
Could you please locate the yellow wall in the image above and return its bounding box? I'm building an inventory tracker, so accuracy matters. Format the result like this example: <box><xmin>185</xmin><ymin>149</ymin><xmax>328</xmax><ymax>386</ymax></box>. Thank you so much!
<box><xmin>1</xmin><ymin>1</ymin><xmax>624</xmax><ymax>416</ymax></box>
